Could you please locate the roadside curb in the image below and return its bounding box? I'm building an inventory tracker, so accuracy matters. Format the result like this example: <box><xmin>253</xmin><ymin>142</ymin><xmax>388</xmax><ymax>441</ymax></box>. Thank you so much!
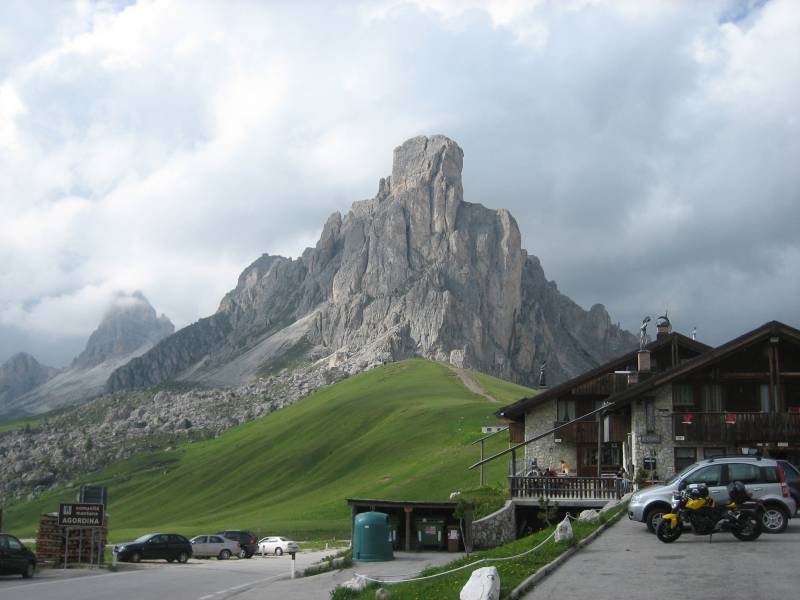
<box><xmin>509</xmin><ymin>504</ymin><xmax>628</xmax><ymax>600</ymax></box>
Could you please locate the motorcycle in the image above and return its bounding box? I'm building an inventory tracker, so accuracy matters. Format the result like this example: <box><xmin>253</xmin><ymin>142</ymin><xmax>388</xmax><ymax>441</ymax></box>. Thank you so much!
<box><xmin>656</xmin><ymin>481</ymin><xmax>762</xmax><ymax>543</ymax></box>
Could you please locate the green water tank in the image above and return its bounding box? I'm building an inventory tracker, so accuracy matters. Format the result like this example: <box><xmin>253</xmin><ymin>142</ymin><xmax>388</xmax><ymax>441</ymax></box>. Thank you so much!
<box><xmin>352</xmin><ymin>512</ymin><xmax>394</xmax><ymax>562</ymax></box>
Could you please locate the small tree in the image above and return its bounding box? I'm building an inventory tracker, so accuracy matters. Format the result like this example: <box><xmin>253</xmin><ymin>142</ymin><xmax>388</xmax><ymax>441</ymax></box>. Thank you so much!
<box><xmin>453</xmin><ymin>497</ymin><xmax>474</xmax><ymax>554</ymax></box>
<box><xmin>634</xmin><ymin>467</ymin><xmax>649</xmax><ymax>489</ymax></box>
<box><xmin>538</xmin><ymin>496</ymin><xmax>560</xmax><ymax>527</ymax></box>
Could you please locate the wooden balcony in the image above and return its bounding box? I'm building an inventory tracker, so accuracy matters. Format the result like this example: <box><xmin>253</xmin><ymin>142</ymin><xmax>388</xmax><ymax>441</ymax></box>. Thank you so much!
<box><xmin>672</xmin><ymin>412</ymin><xmax>800</xmax><ymax>444</ymax></box>
<box><xmin>510</xmin><ymin>475</ymin><xmax>630</xmax><ymax>507</ymax></box>
<box><xmin>553</xmin><ymin>414</ymin><xmax>630</xmax><ymax>444</ymax></box>
<box><xmin>572</xmin><ymin>373</ymin><xmax>629</xmax><ymax>396</ymax></box>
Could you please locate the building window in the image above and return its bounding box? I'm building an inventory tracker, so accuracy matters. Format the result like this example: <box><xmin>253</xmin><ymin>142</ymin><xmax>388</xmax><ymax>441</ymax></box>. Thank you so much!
<box><xmin>703</xmin><ymin>447</ymin><xmax>725</xmax><ymax>459</ymax></box>
<box><xmin>674</xmin><ymin>447</ymin><xmax>697</xmax><ymax>471</ymax></box>
<box><xmin>673</xmin><ymin>384</ymin><xmax>695</xmax><ymax>408</ymax></box>
<box><xmin>701</xmin><ymin>384</ymin><xmax>722</xmax><ymax>412</ymax></box>
<box><xmin>557</xmin><ymin>399</ymin><xmax>576</xmax><ymax>422</ymax></box>
<box><xmin>645</xmin><ymin>399</ymin><xmax>656</xmax><ymax>433</ymax></box>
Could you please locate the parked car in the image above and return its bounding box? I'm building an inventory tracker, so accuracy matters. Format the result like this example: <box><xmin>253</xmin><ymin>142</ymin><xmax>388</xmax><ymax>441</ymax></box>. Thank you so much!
<box><xmin>0</xmin><ymin>534</ymin><xmax>36</xmax><ymax>578</ymax></box>
<box><xmin>190</xmin><ymin>534</ymin><xmax>240</xmax><ymax>560</ymax></box>
<box><xmin>258</xmin><ymin>536</ymin><xmax>300</xmax><ymax>556</ymax></box>
<box><xmin>113</xmin><ymin>533</ymin><xmax>193</xmax><ymax>563</ymax></box>
<box><xmin>776</xmin><ymin>460</ymin><xmax>800</xmax><ymax>513</ymax></box>
<box><xmin>628</xmin><ymin>456</ymin><xmax>797</xmax><ymax>533</ymax></box>
<box><xmin>216</xmin><ymin>530</ymin><xmax>258</xmax><ymax>558</ymax></box>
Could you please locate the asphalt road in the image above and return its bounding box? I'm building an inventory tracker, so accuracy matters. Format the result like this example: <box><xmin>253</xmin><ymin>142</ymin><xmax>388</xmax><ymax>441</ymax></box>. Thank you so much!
<box><xmin>0</xmin><ymin>551</ymin><xmax>327</xmax><ymax>600</ymax></box>
<box><xmin>0</xmin><ymin>549</ymin><xmax>461</xmax><ymax>600</ymax></box>
<box><xmin>522</xmin><ymin>516</ymin><xmax>800</xmax><ymax>600</ymax></box>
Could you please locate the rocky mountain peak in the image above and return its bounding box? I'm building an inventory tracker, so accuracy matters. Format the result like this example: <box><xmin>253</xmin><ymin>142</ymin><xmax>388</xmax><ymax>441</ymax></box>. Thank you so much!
<box><xmin>72</xmin><ymin>291</ymin><xmax>175</xmax><ymax>370</ymax></box>
<box><xmin>0</xmin><ymin>352</ymin><xmax>58</xmax><ymax>410</ymax></box>
<box><xmin>109</xmin><ymin>135</ymin><xmax>636</xmax><ymax>392</ymax></box>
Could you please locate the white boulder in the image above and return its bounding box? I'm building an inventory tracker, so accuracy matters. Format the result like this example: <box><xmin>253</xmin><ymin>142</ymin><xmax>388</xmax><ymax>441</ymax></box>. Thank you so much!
<box><xmin>460</xmin><ymin>566</ymin><xmax>500</xmax><ymax>600</ymax></box>
<box><xmin>341</xmin><ymin>575</ymin><xmax>369</xmax><ymax>592</ymax></box>
<box><xmin>554</xmin><ymin>516</ymin><xmax>574</xmax><ymax>544</ymax></box>
<box><xmin>577</xmin><ymin>509</ymin><xmax>600</xmax><ymax>523</ymax></box>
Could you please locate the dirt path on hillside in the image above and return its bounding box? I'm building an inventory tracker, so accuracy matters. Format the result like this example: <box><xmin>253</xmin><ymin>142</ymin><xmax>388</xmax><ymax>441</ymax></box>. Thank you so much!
<box><xmin>449</xmin><ymin>366</ymin><xmax>501</xmax><ymax>403</ymax></box>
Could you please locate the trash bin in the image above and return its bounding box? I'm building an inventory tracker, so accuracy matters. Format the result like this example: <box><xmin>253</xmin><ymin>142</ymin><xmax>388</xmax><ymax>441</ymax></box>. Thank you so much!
<box><xmin>353</xmin><ymin>512</ymin><xmax>394</xmax><ymax>561</ymax></box>
<box><xmin>446</xmin><ymin>526</ymin><xmax>461</xmax><ymax>552</ymax></box>
<box><xmin>415</xmin><ymin>517</ymin><xmax>445</xmax><ymax>549</ymax></box>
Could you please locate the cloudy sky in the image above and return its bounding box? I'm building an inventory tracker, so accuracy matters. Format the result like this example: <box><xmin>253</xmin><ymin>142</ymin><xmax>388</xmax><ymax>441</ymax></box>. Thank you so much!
<box><xmin>1</xmin><ymin>0</ymin><xmax>798</xmax><ymax>367</ymax></box>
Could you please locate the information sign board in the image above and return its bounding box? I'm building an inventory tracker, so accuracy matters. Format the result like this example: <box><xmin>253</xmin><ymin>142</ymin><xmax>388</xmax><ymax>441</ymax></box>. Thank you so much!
<box><xmin>58</xmin><ymin>503</ymin><xmax>104</xmax><ymax>528</ymax></box>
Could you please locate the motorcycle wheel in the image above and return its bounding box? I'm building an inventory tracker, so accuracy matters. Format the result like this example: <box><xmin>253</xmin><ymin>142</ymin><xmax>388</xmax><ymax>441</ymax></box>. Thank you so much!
<box><xmin>732</xmin><ymin>514</ymin><xmax>762</xmax><ymax>541</ymax></box>
<box><xmin>656</xmin><ymin>519</ymin><xmax>683</xmax><ymax>543</ymax></box>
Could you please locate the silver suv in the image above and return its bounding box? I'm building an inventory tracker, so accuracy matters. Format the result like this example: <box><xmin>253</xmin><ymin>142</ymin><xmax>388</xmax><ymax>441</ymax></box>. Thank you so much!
<box><xmin>628</xmin><ymin>456</ymin><xmax>797</xmax><ymax>533</ymax></box>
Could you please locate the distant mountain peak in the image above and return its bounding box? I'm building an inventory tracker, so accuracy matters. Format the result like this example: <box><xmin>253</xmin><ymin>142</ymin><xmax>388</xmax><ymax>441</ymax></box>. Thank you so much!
<box><xmin>0</xmin><ymin>352</ymin><xmax>58</xmax><ymax>411</ymax></box>
<box><xmin>72</xmin><ymin>291</ymin><xmax>175</xmax><ymax>370</ymax></box>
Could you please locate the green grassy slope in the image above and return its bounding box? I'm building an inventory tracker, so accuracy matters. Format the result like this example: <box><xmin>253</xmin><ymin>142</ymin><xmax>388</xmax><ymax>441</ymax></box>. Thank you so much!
<box><xmin>5</xmin><ymin>360</ymin><xmax>534</xmax><ymax>541</ymax></box>
<box><xmin>470</xmin><ymin>371</ymin><xmax>536</xmax><ymax>405</ymax></box>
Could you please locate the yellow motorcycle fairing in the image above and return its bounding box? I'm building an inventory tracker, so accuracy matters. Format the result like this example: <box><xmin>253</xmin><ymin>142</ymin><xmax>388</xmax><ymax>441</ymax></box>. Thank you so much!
<box><xmin>686</xmin><ymin>497</ymin><xmax>715</xmax><ymax>510</ymax></box>
<box><xmin>662</xmin><ymin>513</ymin><xmax>680</xmax><ymax>529</ymax></box>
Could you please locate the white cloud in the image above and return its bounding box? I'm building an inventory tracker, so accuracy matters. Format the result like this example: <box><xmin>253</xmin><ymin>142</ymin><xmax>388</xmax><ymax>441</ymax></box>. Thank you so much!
<box><xmin>0</xmin><ymin>0</ymin><xmax>798</xmax><ymax>366</ymax></box>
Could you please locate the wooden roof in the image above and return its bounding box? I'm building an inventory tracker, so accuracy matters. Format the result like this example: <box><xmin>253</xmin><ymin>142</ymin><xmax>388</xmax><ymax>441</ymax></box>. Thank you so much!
<box><xmin>600</xmin><ymin>320</ymin><xmax>800</xmax><ymax>411</ymax></box>
<box><xmin>497</xmin><ymin>331</ymin><xmax>711</xmax><ymax>420</ymax></box>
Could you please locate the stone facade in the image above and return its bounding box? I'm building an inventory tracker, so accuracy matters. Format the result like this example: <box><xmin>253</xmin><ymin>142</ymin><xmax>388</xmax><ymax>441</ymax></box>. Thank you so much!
<box><xmin>629</xmin><ymin>384</ymin><xmax>674</xmax><ymax>479</ymax></box>
<box><xmin>471</xmin><ymin>501</ymin><xmax>516</xmax><ymax>549</ymax></box>
<box><xmin>523</xmin><ymin>401</ymin><xmax>577</xmax><ymax>474</ymax></box>
<box><xmin>630</xmin><ymin>382</ymin><xmax>738</xmax><ymax>479</ymax></box>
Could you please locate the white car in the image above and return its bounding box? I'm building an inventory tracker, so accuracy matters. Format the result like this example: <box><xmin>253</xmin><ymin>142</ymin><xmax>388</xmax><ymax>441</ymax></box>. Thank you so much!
<box><xmin>258</xmin><ymin>536</ymin><xmax>299</xmax><ymax>556</ymax></box>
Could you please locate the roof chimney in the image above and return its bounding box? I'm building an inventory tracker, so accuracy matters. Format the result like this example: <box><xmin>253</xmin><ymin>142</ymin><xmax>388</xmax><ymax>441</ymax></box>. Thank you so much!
<box><xmin>656</xmin><ymin>313</ymin><xmax>672</xmax><ymax>340</ymax></box>
<box><xmin>638</xmin><ymin>350</ymin><xmax>651</xmax><ymax>374</ymax></box>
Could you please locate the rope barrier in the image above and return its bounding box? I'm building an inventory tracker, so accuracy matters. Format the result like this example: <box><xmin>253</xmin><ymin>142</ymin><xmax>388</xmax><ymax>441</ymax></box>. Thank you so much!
<box><xmin>353</xmin><ymin>526</ymin><xmax>561</xmax><ymax>585</ymax></box>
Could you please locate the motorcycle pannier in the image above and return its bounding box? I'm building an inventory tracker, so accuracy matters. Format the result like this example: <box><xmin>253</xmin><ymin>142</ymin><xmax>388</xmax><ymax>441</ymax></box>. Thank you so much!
<box><xmin>727</xmin><ymin>481</ymin><xmax>751</xmax><ymax>503</ymax></box>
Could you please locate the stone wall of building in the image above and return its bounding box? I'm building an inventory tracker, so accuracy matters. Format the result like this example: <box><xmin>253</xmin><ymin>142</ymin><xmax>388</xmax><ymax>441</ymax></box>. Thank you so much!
<box><xmin>630</xmin><ymin>384</ymin><xmax>674</xmax><ymax>480</ymax></box>
<box><xmin>471</xmin><ymin>500</ymin><xmax>516</xmax><ymax>549</ymax></box>
<box><xmin>523</xmin><ymin>401</ymin><xmax>577</xmax><ymax>474</ymax></box>
<box><xmin>630</xmin><ymin>383</ymin><xmax>741</xmax><ymax>481</ymax></box>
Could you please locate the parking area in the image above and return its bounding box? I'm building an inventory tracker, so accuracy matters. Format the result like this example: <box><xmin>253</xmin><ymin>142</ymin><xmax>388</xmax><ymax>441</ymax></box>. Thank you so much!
<box><xmin>0</xmin><ymin>549</ymin><xmax>333</xmax><ymax>600</ymax></box>
<box><xmin>1</xmin><ymin>548</ymin><xmax>461</xmax><ymax>600</ymax></box>
<box><xmin>522</xmin><ymin>517</ymin><xmax>800</xmax><ymax>600</ymax></box>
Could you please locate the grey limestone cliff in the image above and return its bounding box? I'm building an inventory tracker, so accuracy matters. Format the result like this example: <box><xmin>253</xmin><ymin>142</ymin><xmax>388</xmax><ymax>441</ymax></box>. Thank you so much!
<box><xmin>109</xmin><ymin>135</ymin><xmax>636</xmax><ymax>391</ymax></box>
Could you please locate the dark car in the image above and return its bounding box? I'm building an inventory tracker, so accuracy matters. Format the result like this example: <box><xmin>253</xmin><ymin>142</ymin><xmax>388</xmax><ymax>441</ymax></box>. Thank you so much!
<box><xmin>0</xmin><ymin>534</ymin><xmax>36</xmax><ymax>579</ymax></box>
<box><xmin>113</xmin><ymin>533</ymin><xmax>192</xmax><ymax>563</ymax></box>
<box><xmin>777</xmin><ymin>460</ymin><xmax>800</xmax><ymax>513</ymax></box>
<box><xmin>217</xmin><ymin>530</ymin><xmax>258</xmax><ymax>558</ymax></box>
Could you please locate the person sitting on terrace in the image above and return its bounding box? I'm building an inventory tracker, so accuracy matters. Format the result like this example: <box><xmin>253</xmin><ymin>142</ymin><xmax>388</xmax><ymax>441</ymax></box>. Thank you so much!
<box><xmin>560</xmin><ymin>459</ymin><xmax>569</xmax><ymax>475</ymax></box>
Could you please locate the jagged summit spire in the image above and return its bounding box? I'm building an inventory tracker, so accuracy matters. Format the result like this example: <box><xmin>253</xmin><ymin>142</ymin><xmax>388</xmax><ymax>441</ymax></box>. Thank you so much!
<box><xmin>390</xmin><ymin>135</ymin><xmax>464</xmax><ymax>196</ymax></box>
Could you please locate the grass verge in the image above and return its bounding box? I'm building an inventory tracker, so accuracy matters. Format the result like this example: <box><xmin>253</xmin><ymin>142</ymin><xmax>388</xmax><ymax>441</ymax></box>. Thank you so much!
<box><xmin>336</xmin><ymin>502</ymin><xmax>628</xmax><ymax>600</ymax></box>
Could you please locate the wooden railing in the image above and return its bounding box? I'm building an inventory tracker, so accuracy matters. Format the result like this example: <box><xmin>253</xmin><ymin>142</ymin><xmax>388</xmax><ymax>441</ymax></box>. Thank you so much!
<box><xmin>553</xmin><ymin>414</ymin><xmax>630</xmax><ymax>444</ymax></box>
<box><xmin>510</xmin><ymin>476</ymin><xmax>629</xmax><ymax>500</ymax></box>
<box><xmin>672</xmin><ymin>412</ymin><xmax>800</xmax><ymax>443</ymax></box>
